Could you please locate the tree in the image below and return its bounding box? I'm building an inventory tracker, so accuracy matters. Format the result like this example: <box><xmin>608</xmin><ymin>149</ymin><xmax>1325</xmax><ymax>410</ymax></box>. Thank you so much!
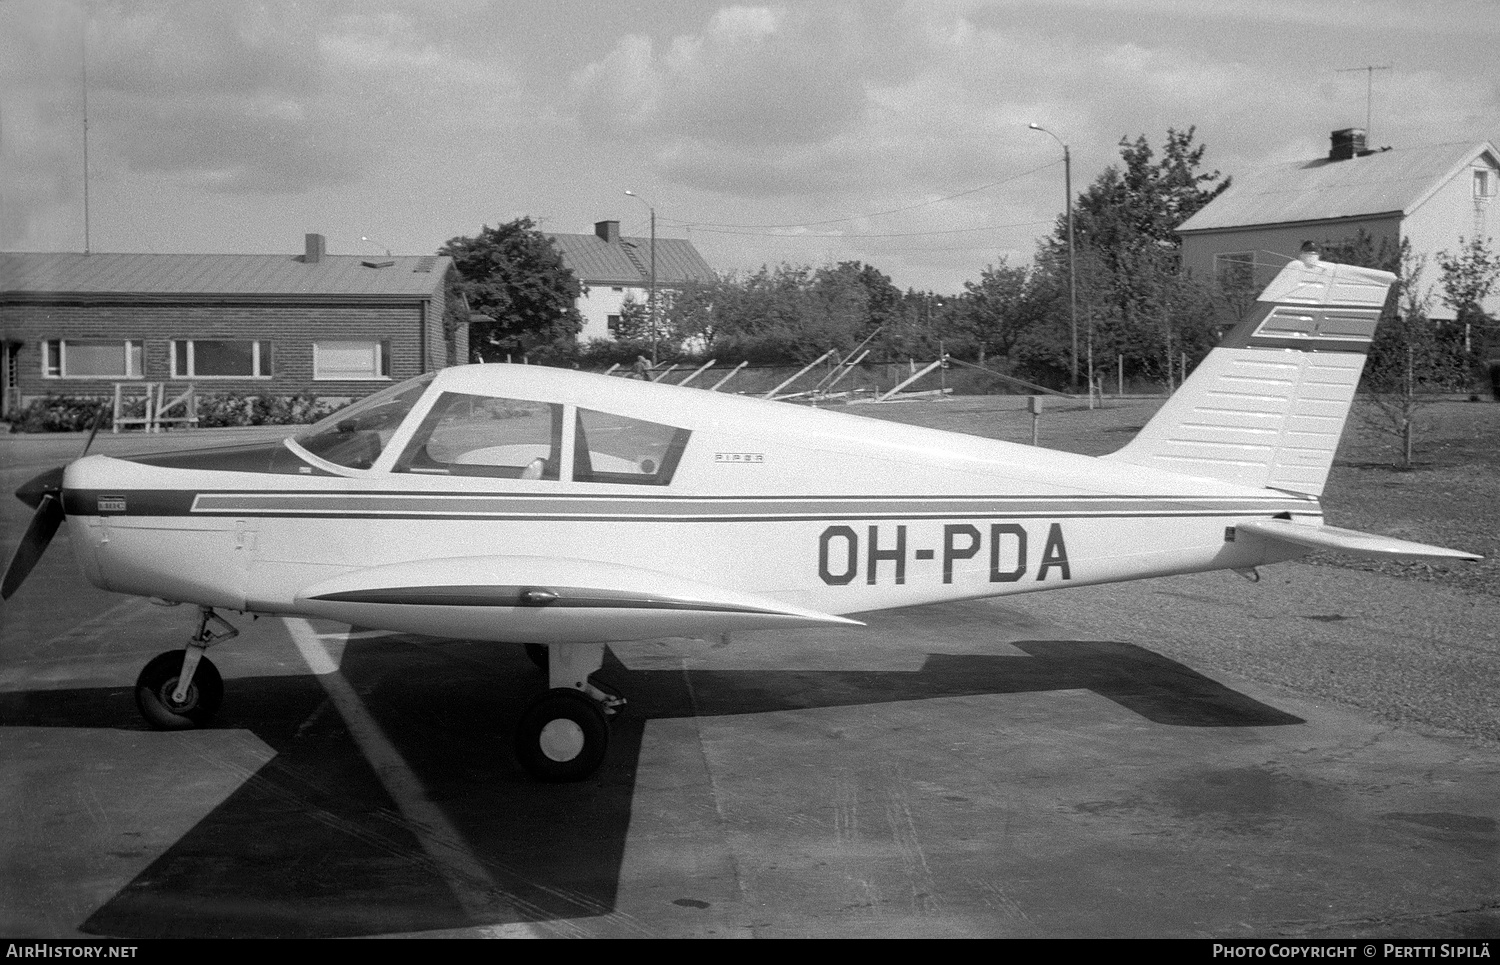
<box><xmin>440</xmin><ymin>218</ymin><xmax>583</xmax><ymax>361</ymax></box>
<box><xmin>959</xmin><ymin>260</ymin><xmax>1038</xmax><ymax>363</ymax></box>
<box><xmin>1038</xmin><ymin>127</ymin><xmax>1230</xmax><ymax>386</ymax></box>
<box><xmin>657</xmin><ymin>262</ymin><xmax>909</xmax><ymax>365</ymax></box>
<box><xmin>1319</xmin><ymin>234</ymin><xmax>1470</xmax><ymax>468</ymax></box>
<box><xmin>1437</xmin><ymin>236</ymin><xmax>1500</xmax><ymax>389</ymax></box>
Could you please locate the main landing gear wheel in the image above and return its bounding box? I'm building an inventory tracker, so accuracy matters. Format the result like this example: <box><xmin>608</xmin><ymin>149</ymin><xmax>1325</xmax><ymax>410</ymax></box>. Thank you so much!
<box><xmin>135</xmin><ymin>650</ymin><xmax>223</xmax><ymax>730</ymax></box>
<box><xmin>524</xmin><ymin>643</ymin><xmax>549</xmax><ymax>672</ymax></box>
<box><xmin>514</xmin><ymin>688</ymin><xmax>610</xmax><ymax>782</ymax></box>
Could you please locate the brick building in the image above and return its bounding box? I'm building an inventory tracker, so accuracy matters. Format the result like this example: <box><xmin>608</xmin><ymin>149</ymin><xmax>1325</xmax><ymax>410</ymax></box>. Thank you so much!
<box><xmin>0</xmin><ymin>234</ymin><xmax>466</xmax><ymax>417</ymax></box>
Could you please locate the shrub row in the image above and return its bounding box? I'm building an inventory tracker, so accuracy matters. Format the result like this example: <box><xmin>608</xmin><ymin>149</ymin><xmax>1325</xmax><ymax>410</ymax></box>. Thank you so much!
<box><xmin>8</xmin><ymin>393</ymin><xmax>347</xmax><ymax>433</ymax></box>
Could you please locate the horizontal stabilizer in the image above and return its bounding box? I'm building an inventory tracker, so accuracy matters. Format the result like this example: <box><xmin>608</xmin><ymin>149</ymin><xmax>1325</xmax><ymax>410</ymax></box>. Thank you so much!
<box><xmin>1236</xmin><ymin>518</ymin><xmax>1482</xmax><ymax>561</ymax></box>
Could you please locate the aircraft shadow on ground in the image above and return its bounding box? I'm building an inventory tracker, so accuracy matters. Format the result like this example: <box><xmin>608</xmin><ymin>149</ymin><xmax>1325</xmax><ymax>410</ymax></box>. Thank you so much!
<box><xmin>1</xmin><ymin>637</ymin><xmax>1300</xmax><ymax>938</ymax></box>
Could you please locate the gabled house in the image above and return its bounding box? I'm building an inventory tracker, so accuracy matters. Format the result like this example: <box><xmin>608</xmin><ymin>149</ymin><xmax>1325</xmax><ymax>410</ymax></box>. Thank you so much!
<box><xmin>546</xmin><ymin>221</ymin><xmax>716</xmax><ymax>343</ymax></box>
<box><xmin>1178</xmin><ymin>130</ymin><xmax>1500</xmax><ymax>319</ymax></box>
<box><xmin>0</xmin><ymin>234</ymin><xmax>465</xmax><ymax>417</ymax></box>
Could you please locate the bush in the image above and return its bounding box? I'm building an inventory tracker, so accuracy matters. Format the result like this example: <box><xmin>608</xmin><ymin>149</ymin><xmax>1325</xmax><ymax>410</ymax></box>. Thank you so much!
<box><xmin>9</xmin><ymin>393</ymin><xmax>346</xmax><ymax>433</ymax></box>
<box><xmin>195</xmin><ymin>392</ymin><xmax>343</xmax><ymax>428</ymax></box>
<box><xmin>10</xmin><ymin>396</ymin><xmax>110</xmax><ymax>433</ymax></box>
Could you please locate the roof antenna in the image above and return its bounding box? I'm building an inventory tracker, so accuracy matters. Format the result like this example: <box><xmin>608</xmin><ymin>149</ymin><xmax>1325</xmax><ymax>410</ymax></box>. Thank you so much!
<box><xmin>1336</xmin><ymin>65</ymin><xmax>1391</xmax><ymax>145</ymax></box>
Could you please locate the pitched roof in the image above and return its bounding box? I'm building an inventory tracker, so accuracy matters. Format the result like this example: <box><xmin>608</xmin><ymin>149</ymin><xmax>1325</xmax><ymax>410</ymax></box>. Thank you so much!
<box><xmin>546</xmin><ymin>232</ymin><xmax>715</xmax><ymax>287</ymax></box>
<box><xmin>0</xmin><ymin>252</ymin><xmax>452</xmax><ymax>300</ymax></box>
<box><xmin>1178</xmin><ymin>141</ymin><xmax>1499</xmax><ymax>233</ymax></box>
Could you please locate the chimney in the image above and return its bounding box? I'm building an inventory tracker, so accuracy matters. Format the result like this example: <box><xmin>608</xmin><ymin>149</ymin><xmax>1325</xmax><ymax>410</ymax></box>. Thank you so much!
<box><xmin>304</xmin><ymin>232</ymin><xmax>327</xmax><ymax>263</ymax></box>
<box><xmin>594</xmin><ymin>220</ymin><xmax>620</xmax><ymax>244</ymax></box>
<box><xmin>1329</xmin><ymin>128</ymin><xmax>1367</xmax><ymax>162</ymax></box>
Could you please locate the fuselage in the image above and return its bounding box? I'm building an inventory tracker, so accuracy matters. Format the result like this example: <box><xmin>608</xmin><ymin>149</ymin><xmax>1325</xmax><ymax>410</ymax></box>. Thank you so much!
<box><xmin>58</xmin><ymin>364</ymin><xmax>1317</xmax><ymax>642</ymax></box>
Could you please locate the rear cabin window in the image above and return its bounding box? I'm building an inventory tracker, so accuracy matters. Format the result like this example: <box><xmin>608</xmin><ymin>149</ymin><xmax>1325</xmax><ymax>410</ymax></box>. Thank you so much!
<box><xmin>573</xmin><ymin>409</ymin><xmax>689</xmax><ymax>485</ymax></box>
<box><xmin>395</xmin><ymin>393</ymin><xmax>563</xmax><ymax>479</ymax></box>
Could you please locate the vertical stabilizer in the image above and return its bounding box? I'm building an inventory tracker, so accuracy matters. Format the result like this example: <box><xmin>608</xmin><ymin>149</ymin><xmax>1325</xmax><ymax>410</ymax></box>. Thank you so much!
<box><xmin>1105</xmin><ymin>256</ymin><xmax>1394</xmax><ymax>496</ymax></box>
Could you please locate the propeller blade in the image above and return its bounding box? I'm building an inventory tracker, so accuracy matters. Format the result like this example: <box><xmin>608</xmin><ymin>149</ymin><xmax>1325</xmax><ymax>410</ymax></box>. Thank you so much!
<box><xmin>2</xmin><ymin>493</ymin><xmax>65</xmax><ymax>600</ymax></box>
<box><xmin>82</xmin><ymin>403</ymin><xmax>109</xmax><ymax>456</ymax></box>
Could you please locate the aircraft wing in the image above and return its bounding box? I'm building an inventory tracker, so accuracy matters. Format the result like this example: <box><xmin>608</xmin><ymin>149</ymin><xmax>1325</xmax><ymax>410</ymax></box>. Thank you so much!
<box><xmin>293</xmin><ymin>554</ymin><xmax>863</xmax><ymax>645</ymax></box>
<box><xmin>1235</xmin><ymin>518</ymin><xmax>1483</xmax><ymax>562</ymax></box>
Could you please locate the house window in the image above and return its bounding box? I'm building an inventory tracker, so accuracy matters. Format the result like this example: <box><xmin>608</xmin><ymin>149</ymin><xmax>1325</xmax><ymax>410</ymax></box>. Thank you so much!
<box><xmin>1476</xmin><ymin>169</ymin><xmax>1496</xmax><ymax>200</ymax></box>
<box><xmin>43</xmin><ymin>339</ymin><xmax>143</xmax><ymax>378</ymax></box>
<box><xmin>171</xmin><ymin>339</ymin><xmax>272</xmax><ymax>378</ymax></box>
<box><xmin>607</xmin><ymin>314</ymin><xmax>622</xmax><ymax>334</ymax></box>
<box><xmin>313</xmin><ymin>340</ymin><xmax>391</xmax><ymax>380</ymax></box>
<box><xmin>1214</xmin><ymin>251</ymin><xmax>1257</xmax><ymax>290</ymax></box>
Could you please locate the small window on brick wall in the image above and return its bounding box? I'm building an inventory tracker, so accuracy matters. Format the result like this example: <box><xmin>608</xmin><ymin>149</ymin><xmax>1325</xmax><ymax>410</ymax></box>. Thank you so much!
<box><xmin>171</xmin><ymin>339</ymin><xmax>273</xmax><ymax>378</ymax></box>
<box><xmin>44</xmin><ymin>339</ymin><xmax>143</xmax><ymax>378</ymax></box>
<box><xmin>314</xmin><ymin>340</ymin><xmax>392</xmax><ymax>380</ymax></box>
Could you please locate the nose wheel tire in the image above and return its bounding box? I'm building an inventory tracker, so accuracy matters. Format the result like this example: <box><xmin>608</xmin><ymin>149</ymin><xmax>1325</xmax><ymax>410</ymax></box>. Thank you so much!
<box><xmin>135</xmin><ymin>650</ymin><xmax>223</xmax><ymax>730</ymax></box>
<box><xmin>514</xmin><ymin>688</ymin><xmax>610</xmax><ymax>782</ymax></box>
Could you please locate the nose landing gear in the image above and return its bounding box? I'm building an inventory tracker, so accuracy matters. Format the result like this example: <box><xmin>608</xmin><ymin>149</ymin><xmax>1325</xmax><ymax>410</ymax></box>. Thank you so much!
<box><xmin>134</xmin><ymin>606</ymin><xmax>237</xmax><ymax>730</ymax></box>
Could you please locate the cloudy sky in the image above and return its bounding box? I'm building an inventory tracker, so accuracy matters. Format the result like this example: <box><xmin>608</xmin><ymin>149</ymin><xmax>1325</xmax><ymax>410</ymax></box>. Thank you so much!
<box><xmin>3</xmin><ymin>0</ymin><xmax>1497</xmax><ymax>294</ymax></box>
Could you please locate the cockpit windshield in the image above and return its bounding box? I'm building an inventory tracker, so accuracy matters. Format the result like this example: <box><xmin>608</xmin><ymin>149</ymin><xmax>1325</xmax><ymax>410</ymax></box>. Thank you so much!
<box><xmin>288</xmin><ymin>372</ymin><xmax>436</xmax><ymax>470</ymax></box>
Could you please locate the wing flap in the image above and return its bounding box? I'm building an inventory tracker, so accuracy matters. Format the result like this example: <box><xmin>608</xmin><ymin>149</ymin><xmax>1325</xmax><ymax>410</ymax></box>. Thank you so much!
<box><xmin>1236</xmin><ymin>518</ymin><xmax>1482</xmax><ymax>561</ymax></box>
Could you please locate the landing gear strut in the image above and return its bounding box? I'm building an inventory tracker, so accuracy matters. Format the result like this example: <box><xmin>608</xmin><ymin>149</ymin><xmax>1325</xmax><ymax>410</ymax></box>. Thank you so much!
<box><xmin>134</xmin><ymin>606</ymin><xmax>237</xmax><ymax>730</ymax></box>
<box><xmin>513</xmin><ymin>642</ymin><xmax>625</xmax><ymax>782</ymax></box>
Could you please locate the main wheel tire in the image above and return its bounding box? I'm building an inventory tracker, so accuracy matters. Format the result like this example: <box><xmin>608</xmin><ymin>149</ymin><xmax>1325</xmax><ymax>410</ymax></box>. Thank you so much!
<box><xmin>135</xmin><ymin>650</ymin><xmax>223</xmax><ymax>730</ymax></box>
<box><xmin>514</xmin><ymin>688</ymin><xmax>609</xmax><ymax>782</ymax></box>
<box><xmin>523</xmin><ymin>643</ymin><xmax>549</xmax><ymax>672</ymax></box>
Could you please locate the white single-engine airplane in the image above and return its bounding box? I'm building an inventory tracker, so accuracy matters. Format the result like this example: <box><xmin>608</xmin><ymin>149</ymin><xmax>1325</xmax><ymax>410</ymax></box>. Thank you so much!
<box><xmin>2</xmin><ymin>254</ymin><xmax>1481</xmax><ymax>781</ymax></box>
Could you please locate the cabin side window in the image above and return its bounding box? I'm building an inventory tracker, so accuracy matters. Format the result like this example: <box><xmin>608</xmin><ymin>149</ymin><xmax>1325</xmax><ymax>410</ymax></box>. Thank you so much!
<box><xmin>395</xmin><ymin>392</ymin><xmax>563</xmax><ymax>479</ymax></box>
<box><xmin>573</xmin><ymin>409</ymin><xmax>689</xmax><ymax>486</ymax></box>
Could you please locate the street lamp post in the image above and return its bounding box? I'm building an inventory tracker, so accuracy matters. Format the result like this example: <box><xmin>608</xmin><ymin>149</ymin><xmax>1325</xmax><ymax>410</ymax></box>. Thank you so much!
<box><xmin>623</xmin><ymin>190</ymin><xmax>658</xmax><ymax>364</ymax></box>
<box><xmin>1029</xmin><ymin>123</ymin><xmax>1078</xmax><ymax>394</ymax></box>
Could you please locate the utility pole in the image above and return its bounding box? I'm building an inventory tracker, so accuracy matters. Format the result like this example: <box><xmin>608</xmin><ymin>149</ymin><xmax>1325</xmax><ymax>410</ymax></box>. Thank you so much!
<box><xmin>1030</xmin><ymin>124</ymin><xmax>1078</xmax><ymax>392</ymax></box>
<box><xmin>81</xmin><ymin>14</ymin><xmax>91</xmax><ymax>254</ymax></box>
<box><xmin>624</xmin><ymin>190</ymin><xmax>658</xmax><ymax>364</ymax></box>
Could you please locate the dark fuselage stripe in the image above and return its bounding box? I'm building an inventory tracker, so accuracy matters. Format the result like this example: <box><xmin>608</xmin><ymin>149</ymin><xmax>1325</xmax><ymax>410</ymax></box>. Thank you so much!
<box><xmin>309</xmin><ymin>584</ymin><xmax>782</xmax><ymax>614</ymax></box>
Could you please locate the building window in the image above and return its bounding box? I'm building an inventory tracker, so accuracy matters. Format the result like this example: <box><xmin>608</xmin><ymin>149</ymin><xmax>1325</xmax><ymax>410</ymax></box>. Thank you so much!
<box><xmin>1476</xmin><ymin>169</ymin><xmax>1496</xmax><ymax>200</ymax></box>
<box><xmin>313</xmin><ymin>340</ymin><xmax>391</xmax><ymax>380</ymax></box>
<box><xmin>1214</xmin><ymin>251</ymin><xmax>1258</xmax><ymax>290</ymax></box>
<box><xmin>607</xmin><ymin>314</ymin><xmax>622</xmax><ymax>334</ymax></box>
<box><xmin>171</xmin><ymin>339</ymin><xmax>272</xmax><ymax>378</ymax></box>
<box><xmin>43</xmin><ymin>339</ymin><xmax>143</xmax><ymax>378</ymax></box>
